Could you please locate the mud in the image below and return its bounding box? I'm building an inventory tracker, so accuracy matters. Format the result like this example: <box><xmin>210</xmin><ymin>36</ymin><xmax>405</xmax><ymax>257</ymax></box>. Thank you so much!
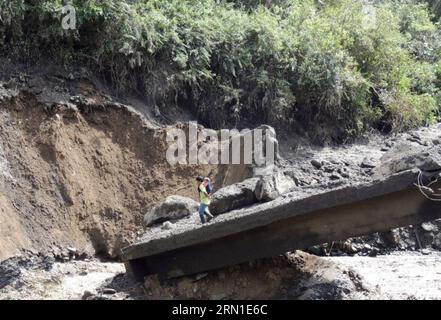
<box><xmin>0</xmin><ymin>255</ymin><xmax>138</xmax><ymax>300</ymax></box>
<box><xmin>142</xmin><ymin>251</ymin><xmax>381</xmax><ymax>300</ymax></box>
<box><xmin>2</xmin><ymin>250</ymin><xmax>441</xmax><ymax>300</ymax></box>
<box><xmin>0</xmin><ymin>251</ymin><xmax>381</xmax><ymax>300</ymax></box>
<box><xmin>326</xmin><ymin>251</ymin><xmax>441</xmax><ymax>299</ymax></box>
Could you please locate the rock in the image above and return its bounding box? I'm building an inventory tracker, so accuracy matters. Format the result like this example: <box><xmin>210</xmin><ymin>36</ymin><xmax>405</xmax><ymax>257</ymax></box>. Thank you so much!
<box><xmin>337</xmin><ymin>167</ymin><xmax>349</xmax><ymax>176</ymax></box>
<box><xmin>348</xmin><ymin>244</ymin><xmax>358</xmax><ymax>254</ymax></box>
<box><xmin>368</xmin><ymin>248</ymin><xmax>378</xmax><ymax>257</ymax></box>
<box><xmin>421</xmin><ymin>249</ymin><xmax>431</xmax><ymax>255</ymax></box>
<box><xmin>82</xmin><ymin>290</ymin><xmax>94</xmax><ymax>299</ymax></box>
<box><xmin>143</xmin><ymin>195</ymin><xmax>199</xmax><ymax>226</ymax></box>
<box><xmin>154</xmin><ymin>105</ymin><xmax>161</xmax><ymax>117</ymax></box>
<box><xmin>307</xmin><ymin>245</ymin><xmax>323</xmax><ymax>256</ymax></box>
<box><xmin>351</xmin><ymin>243</ymin><xmax>364</xmax><ymax>252</ymax></box>
<box><xmin>215</xmin><ymin>125</ymin><xmax>280</xmax><ymax>186</ymax></box>
<box><xmin>210</xmin><ymin>178</ymin><xmax>259</xmax><ymax>215</ymax></box>
<box><xmin>373</xmin><ymin>143</ymin><xmax>441</xmax><ymax>179</ymax></box>
<box><xmin>379</xmin><ymin>230</ymin><xmax>401</xmax><ymax>247</ymax></box>
<box><xmin>311</xmin><ymin>159</ymin><xmax>322</xmax><ymax>169</ymax></box>
<box><xmin>67</xmin><ymin>247</ymin><xmax>77</xmax><ymax>254</ymax></box>
<box><xmin>102</xmin><ymin>288</ymin><xmax>117</xmax><ymax>295</ymax></box>
<box><xmin>255</xmin><ymin>171</ymin><xmax>296</xmax><ymax>202</ymax></box>
<box><xmin>0</xmin><ymin>255</ymin><xmax>56</xmax><ymax>290</ymax></box>
<box><xmin>407</xmin><ymin>134</ymin><xmax>420</xmax><ymax>142</ymax></box>
<box><xmin>283</xmin><ymin>169</ymin><xmax>301</xmax><ymax>186</ymax></box>
<box><xmin>421</xmin><ymin>222</ymin><xmax>437</xmax><ymax>232</ymax></box>
<box><xmin>41</xmin><ymin>256</ymin><xmax>55</xmax><ymax>270</ymax></box>
<box><xmin>0</xmin><ymin>258</ymin><xmax>22</xmax><ymax>290</ymax></box>
<box><xmin>161</xmin><ymin>221</ymin><xmax>173</xmax><ymax>230</ymax></box>
<box><xmin>407</xmin><ymin>134</ymin><xmax>428</xmax><ymax>146</ymax></box>
<box><xmin>360</xmin><ymin>157</ymin><xmax>377</xmax><ymax>169</ymax></box>
<box><xmin>255</xmin><ymin>125</ymin><xmax>281</xmax><ymax>163</ymax></box>
<box><xmin>195</xmin><ymin>273</ymin><xmax>208</xmax><ymax>281</ymax></box>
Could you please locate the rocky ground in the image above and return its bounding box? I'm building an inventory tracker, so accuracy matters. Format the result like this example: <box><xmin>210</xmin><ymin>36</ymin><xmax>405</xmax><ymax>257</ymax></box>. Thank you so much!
<box><xmin>280</xmin><ymin>123</ymin><xmax>441</xmax><ymax>256</ymax></box>
<box><xmin>326</xmin><ymin>250</ymin><xmax>441</xmax><ymax>300</ymax></box>
<box><xmin>0</xmin><ymin>253</ymin><xmax>144</xmax><ymax>300</ymax></box>
<box><xmin>2</xmin><ymin>250</ymin><xmax>440</xmax><ymax>300</ymax></box>
<box><xmin>0</xmin><ymin>251</ymin><xmax>380</xmax><ymax>300</ymax></box>
<box><xmin>143</xmin><ymin>251</ymin><xmax>382</xmax><ymax>300</ymax></box>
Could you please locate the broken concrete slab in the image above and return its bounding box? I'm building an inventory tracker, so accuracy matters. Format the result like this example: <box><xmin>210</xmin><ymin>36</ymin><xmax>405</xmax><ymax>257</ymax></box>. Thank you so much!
<box><xmin>123</xmin><ymin>169</ymin><xmax>441</xmax><ymax>279</ymax></box>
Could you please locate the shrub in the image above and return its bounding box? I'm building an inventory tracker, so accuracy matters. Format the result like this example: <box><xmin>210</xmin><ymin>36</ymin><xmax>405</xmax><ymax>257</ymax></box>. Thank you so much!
<box><xmin>0</xmin><ymin>0</ymin><xmax>440</xmax><ymax>142</ymax></box>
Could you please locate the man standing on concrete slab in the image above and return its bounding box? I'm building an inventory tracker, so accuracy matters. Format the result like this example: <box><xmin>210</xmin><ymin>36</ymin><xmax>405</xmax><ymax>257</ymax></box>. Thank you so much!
<box><xmin>196</xmin><ymin>176</ymin><xmax>214</xmax><ymax>224</ymax></box>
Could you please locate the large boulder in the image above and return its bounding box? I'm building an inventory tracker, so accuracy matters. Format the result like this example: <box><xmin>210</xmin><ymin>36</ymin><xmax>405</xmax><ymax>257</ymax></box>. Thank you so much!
<box><xmin>256</xmin><ymin>125</ymin><xmax>281</xmax><ymax>163</ymax></box>
<box><xmin>210</xmin><ymin>178</ymin><xmax>259</xmax><ymax>215</ymax></box>
<box><xmin>255</xmin><ymin>170</ymin><xmax>297</xmax><ymax>202</ymax></box>
<box><xmin>373</xmin><ymin>143</ymin><xmax>441</xmax><ymax>179</ymax></box>
<box><xmin>143</xmin><ymin>196</ymin><xmax>199</xmax><ymax>227</ymax></box>
<box><xmin>215</xmin><ymin>125</ymin><xmax>281</xmax><ymax>187</ymax></box>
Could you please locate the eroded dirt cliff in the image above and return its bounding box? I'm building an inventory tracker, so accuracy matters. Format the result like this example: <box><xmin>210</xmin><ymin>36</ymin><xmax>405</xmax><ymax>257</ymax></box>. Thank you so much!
<box><xmin>0</xmin><ymin>87</ymin><xmax>218</xmax><ymax>260</ymax></box>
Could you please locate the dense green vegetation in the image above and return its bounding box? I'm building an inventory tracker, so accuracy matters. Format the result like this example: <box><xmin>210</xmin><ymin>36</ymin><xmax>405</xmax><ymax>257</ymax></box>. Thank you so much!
<box><xmin>1</xmin><ymin>0</ymin><xmax>441</xmax><ymax>141</ymax></box>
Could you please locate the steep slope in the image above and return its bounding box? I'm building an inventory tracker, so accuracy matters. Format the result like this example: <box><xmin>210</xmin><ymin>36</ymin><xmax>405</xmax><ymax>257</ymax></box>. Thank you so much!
<box><xmin>0</xmin><ymin>89</ymin><xmax>218</xmax><ymax>260</ymax></box>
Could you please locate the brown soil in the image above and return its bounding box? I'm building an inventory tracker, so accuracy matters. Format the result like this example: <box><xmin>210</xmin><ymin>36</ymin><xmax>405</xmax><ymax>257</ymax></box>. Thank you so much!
<box><xmin>0</xmin><ymin>91</ymin><xmax>218</xmax><ymax>260</ymax></box>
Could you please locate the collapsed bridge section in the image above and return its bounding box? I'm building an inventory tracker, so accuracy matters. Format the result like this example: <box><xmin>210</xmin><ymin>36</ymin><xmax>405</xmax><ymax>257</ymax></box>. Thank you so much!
<box><xmin>122</xmin><ymin>169</ymin><xmax>441</xmax><ymax>280</ymax></box>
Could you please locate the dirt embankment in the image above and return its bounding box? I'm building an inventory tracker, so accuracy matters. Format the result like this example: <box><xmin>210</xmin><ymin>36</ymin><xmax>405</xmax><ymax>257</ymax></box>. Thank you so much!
<box><xmin>0</xmin><ymin>90</ymin><xmax>218</xmax><ymax>261</ymax></box>
<box><xmin>143</xmin><ymin>251</ymin><xmax>380</xmax><ymax>300</ymax></box>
